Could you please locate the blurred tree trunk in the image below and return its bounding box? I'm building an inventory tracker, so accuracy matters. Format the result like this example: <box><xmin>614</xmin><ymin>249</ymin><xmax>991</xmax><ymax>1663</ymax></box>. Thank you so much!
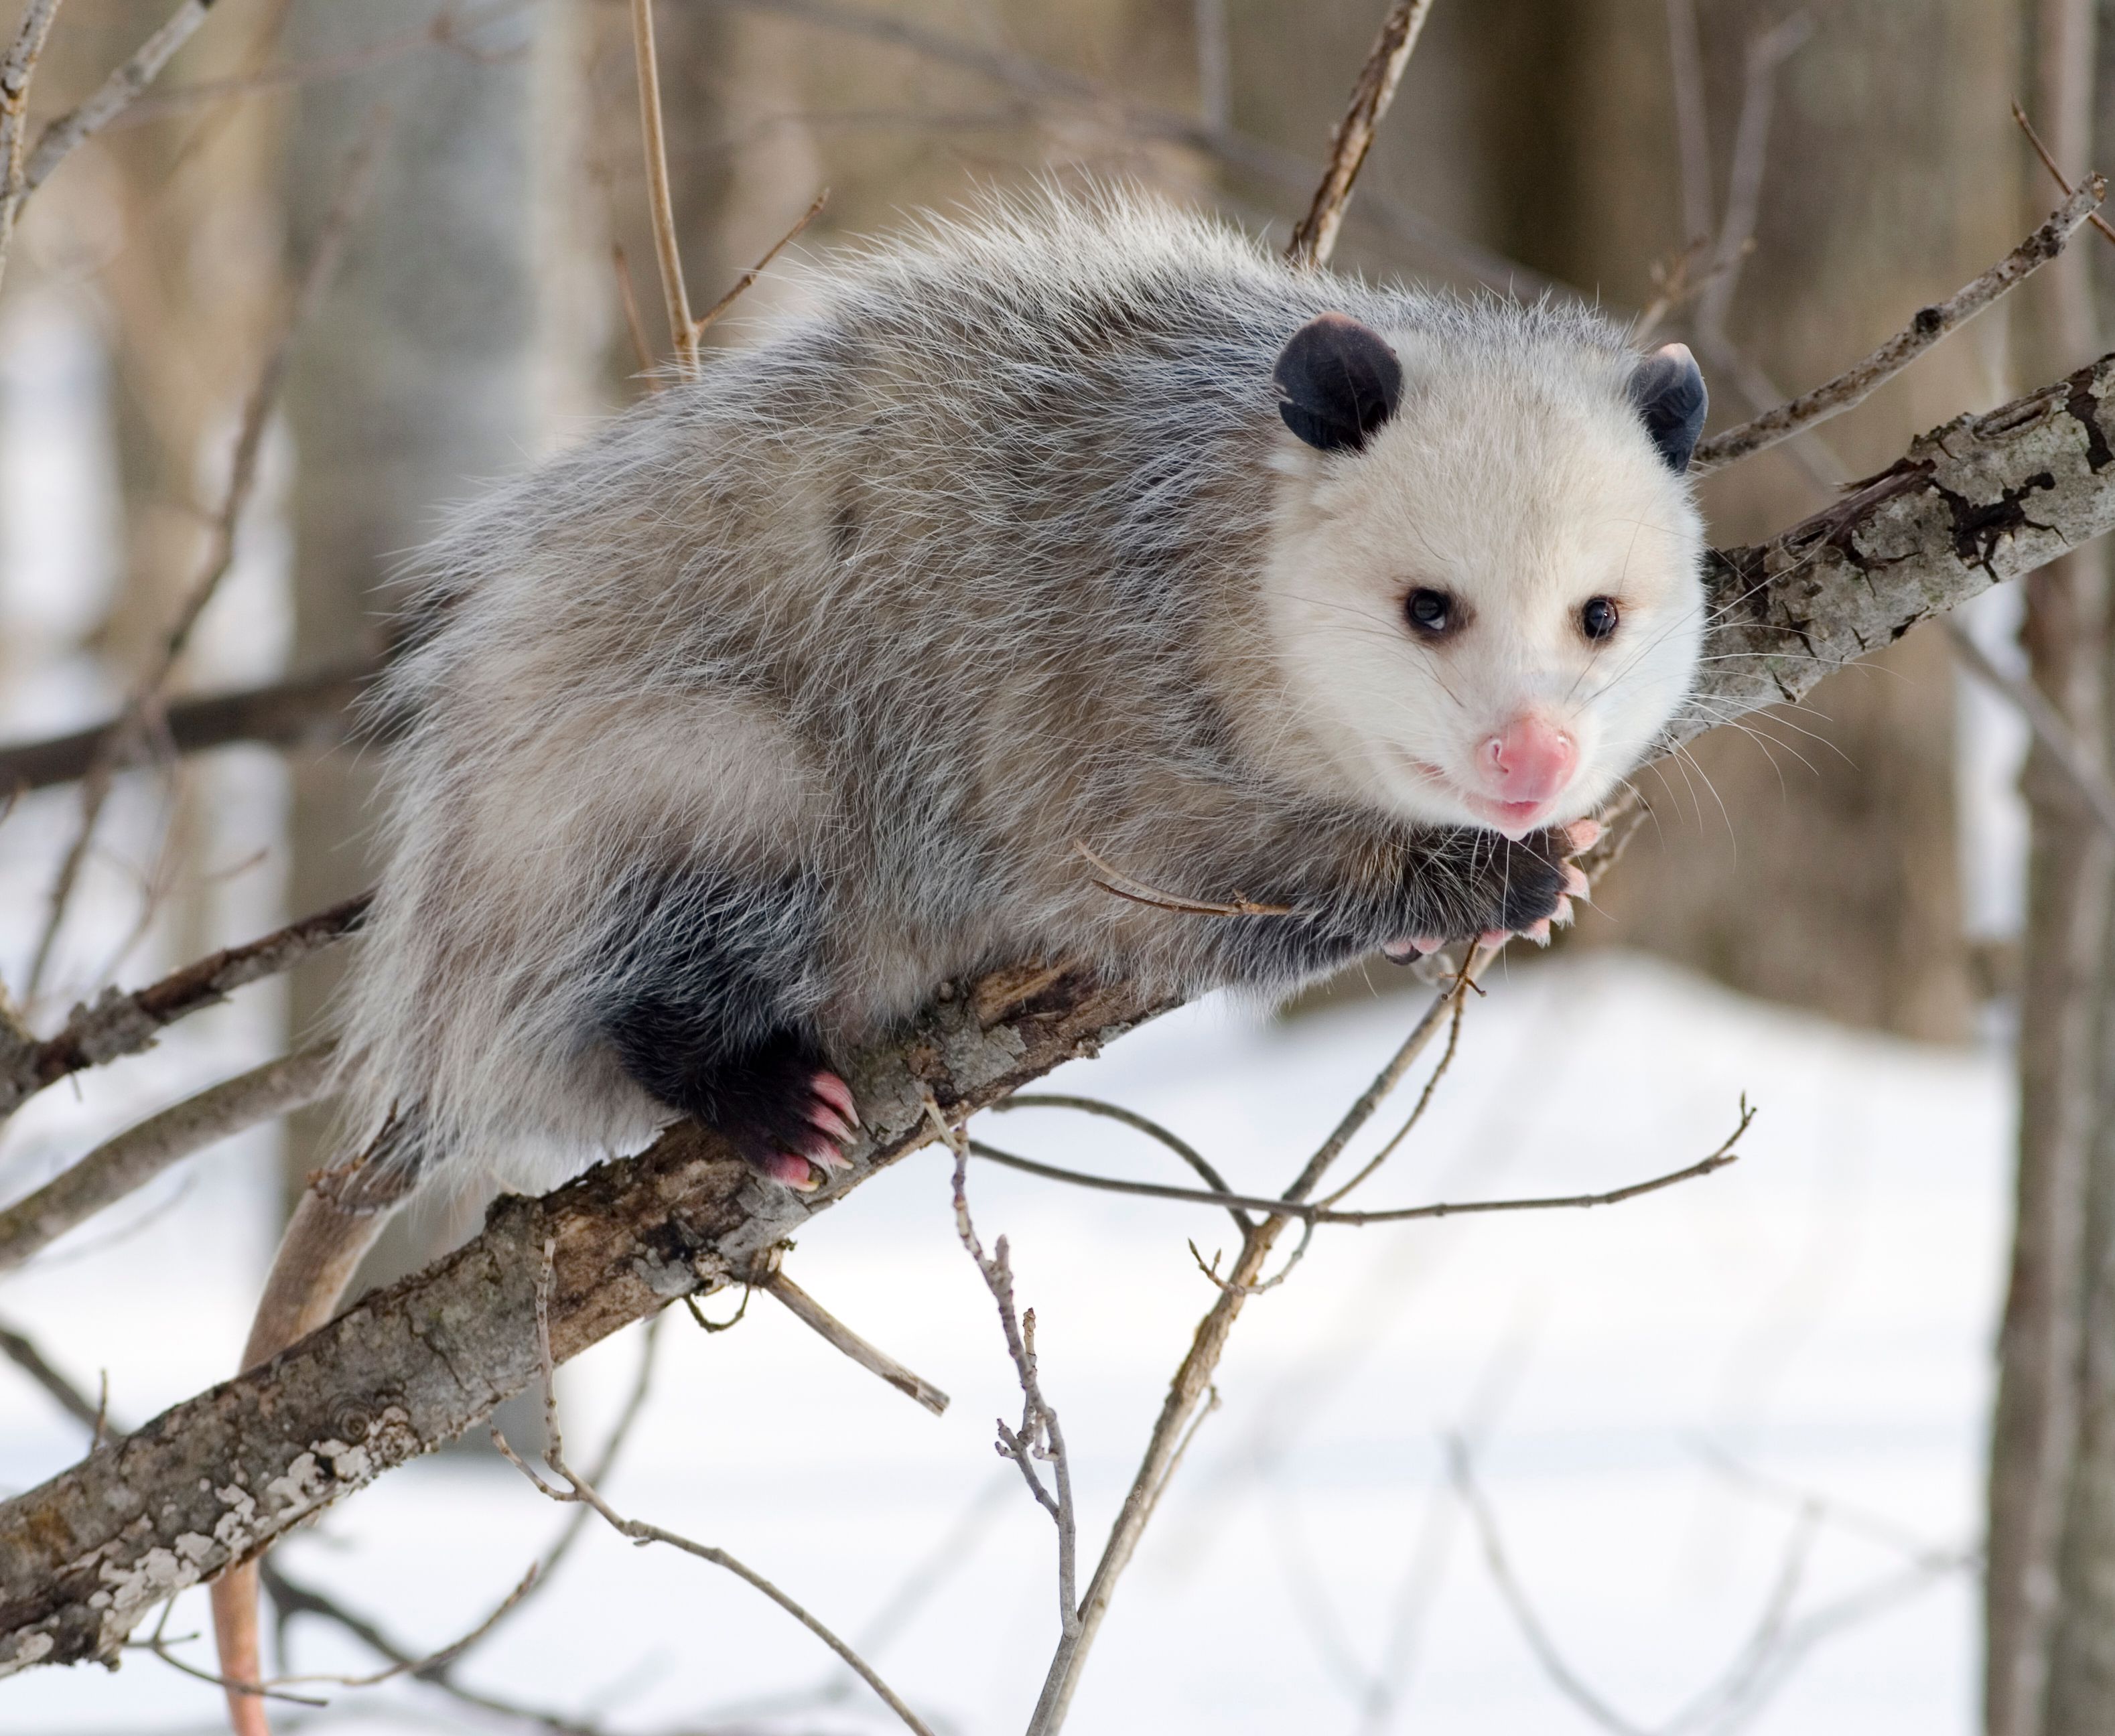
<box><xmin>1429</xmin><ymin>0</ymin><xmax>2010</xmax><ymax>1043</ymax></box>
<box><xmin>39</xmin><ymin>1</ymin><xmax>284</xmax><ymax>973</ymax></box>
<box><xmin>2024</xmin><ymin>3</ymin><xmax>2115</xmax><ymax>1729</ymax></box>
<box><xmin>277</xmin><ymin>2</ymin><xmax>540</xmax><ymax>1214</ymax></box>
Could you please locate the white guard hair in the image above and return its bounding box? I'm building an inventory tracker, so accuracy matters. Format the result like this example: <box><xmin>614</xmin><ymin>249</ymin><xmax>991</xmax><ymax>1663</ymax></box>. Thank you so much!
<box><xmin>333</xmin><ymin>184</ymin><xmax>1706</xmax><ymax>1196</ymax></box>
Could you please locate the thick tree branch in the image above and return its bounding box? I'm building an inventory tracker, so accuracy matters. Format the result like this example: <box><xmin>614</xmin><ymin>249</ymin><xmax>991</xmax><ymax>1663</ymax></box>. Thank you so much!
<box><xmin>6</xmin><ymin>350</ymin><xmax>2115</xmax><ymax>1681</ymax></box>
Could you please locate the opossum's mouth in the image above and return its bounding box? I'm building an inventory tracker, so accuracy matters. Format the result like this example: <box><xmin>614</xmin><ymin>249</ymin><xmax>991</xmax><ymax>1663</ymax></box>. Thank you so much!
<box><xmin>1402</xmin><ymin>754</ymin><xmax>1558</xmax><ymax>838</ymax></box>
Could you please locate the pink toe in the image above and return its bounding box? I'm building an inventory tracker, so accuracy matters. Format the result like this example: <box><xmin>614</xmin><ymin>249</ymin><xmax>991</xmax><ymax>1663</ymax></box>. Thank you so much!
<box><xmin>1552</xmin><ymin>895</ymin><xmax>1574</xmax><ymax>926</ymax></box>
<box><xmin>763</xmin><ymin>1151</ymin><xmax>818</xmax><ymax>1191</ymax></box>
<box><xmin>1565</xmin><ymin>818</ymin><xmax>1602</xmax><ymax>851</ymax></box>
<box><xmin>810</xmin><ymin>1071</ymin><xmax>860</xmax><ymax>1128</ymax></box>
<box><xmin>807</xmin><ymin>1101</ymin><xmax>855</xmax><ymax>1142</ymax></box>
<box><xmin>1412</xmin><ymin>936</ymin><xmax>1444</xmax><ymax>954</ymax></box>
<box><xmin>1479</xmin><ymin>930</ymin><xmax>1509</xmax><ymax>947</ymax></box>
<box><xmin>1525</xmin><ymin>918</ymin><xmax>1552</xmax><ymax>945</ymax></box>
<box><xmin>1381</xmin><ymin>938</ymin><xmax>1418</xmax><ymax>963</ymax></box>
<box><xmin>1561</xmin><ymin>864</ymin><xmax>1589</xmax><ymax>897</ymax></box>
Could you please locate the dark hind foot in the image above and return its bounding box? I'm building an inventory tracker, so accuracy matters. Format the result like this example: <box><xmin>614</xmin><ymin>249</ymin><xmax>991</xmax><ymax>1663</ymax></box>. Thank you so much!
<box><xmin>598</xmin><ymin>865</ymin><xmax>862</xmax><ymax>1189</ymax></box>
<box><xmin>716</xmin><ymin>1037</ymin><xmax>862</xmax><ymax>1191</ymax></box>
<box><xmin>609</xmin><ymin>1015</ymin><xmax>862</xmax><ymax>1191</ymax></box>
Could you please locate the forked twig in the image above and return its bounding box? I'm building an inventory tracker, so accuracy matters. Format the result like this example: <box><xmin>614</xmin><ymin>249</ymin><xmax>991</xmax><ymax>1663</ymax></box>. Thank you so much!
<box><xmin>692</xmin><ymin>186</ymin><xmax>828</xmax><ymax>338</ymax></box>
<box><xmin>1692</xmin><ymin>179</ymin><xmax>2106</xmax><ymax>470</ymax></box>
<box><xmin>967</xmin><ymin>1097</ymin><xmax>1752</xmax><ymax>1224</ymax></box>
<box><xmin>925</xmin><ymin>1094</ymin><xmax>1081</xmax><ymax>1692</ymax></box>
<box><xmin>2015</xmin><ymin>99</ymin><xmax>2115</xmax><ymax>246</ymax></box>
<box><xmin>492</xmin><ymin>1248</ymin><xmax>935</xmax><ymax>1736</ymax></box>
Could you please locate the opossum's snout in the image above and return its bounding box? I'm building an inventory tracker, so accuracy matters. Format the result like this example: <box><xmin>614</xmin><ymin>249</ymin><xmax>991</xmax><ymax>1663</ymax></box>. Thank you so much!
<box><xmin>1473</xmin><ymin>713</ymin><xmax>1577</xmax><ymax>830</ymax></box>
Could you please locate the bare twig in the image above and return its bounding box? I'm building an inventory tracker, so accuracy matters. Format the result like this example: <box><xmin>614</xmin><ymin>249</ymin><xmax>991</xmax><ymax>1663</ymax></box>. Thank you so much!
<box><xmin>2015</xmin><ymin>99</ymin><xmax>2115</xmax><ymax>247</ymax></box>
<box><xmin>21</xmin><ymin>0</ymin><xmax>217</xmax><ymax>196</ymax></box>
<box><xmin>967</xmin><ymin>1098</ymin><xmax>1752</xmax><ymax>1224</ymax></box>
<box><xmin>0</xmin><ymin>1317</ymin><xmax>116</xmax><ymax>1435</ymax></box>
<box><xmin>992</xmin><ymin>1091</ymin><xmax>1250</xmax><ymax>1230</ymax></box>
<box><xmin>1284</xmin><ymin>0</ymin><xmax>1435</xmax><ymax>269</ymax></box>
<box><xmin>0</xmin><ymin>0</ymin><xmax>64</xmax><ymax>295</ymax></box>
<box><xmin>608</xmin><ymin>241</ymin><xmax>655</xmax><ymax>380</ymax></box>
<box><xmin>691</xmin><ymin>186</ymin><xmax>827</xmax><ymax>339</ymax></box>
<box><xmin>1946</xmin><ymin>619</ymin><xmax>2115</xmax><ymax>840</ymax></box>
<box><xmin>629</xmin><ymin>0</ymin><xmax>695</xmax><ymax>374</ymax></box>
<box><xmin>0</xmin><ymin>895</ymin><xmax>369</xmax><ymax>1122</ymax></box>
<box><xmin>928</xmin><ymin>1100</ymin><xmax>1080</xmax><ymax>1733</ymax></box>
<box><xmin>493</xmin><ymin>1256</ymin><xmax>935</xmax><ymax>1736</ymax></box>
<box><xmin>1073</xmin><ymin>840</ymin><xmax>1296</xmax><ymax>918</ymax></box>
<box><xmin>1693</xmin><ymin>179</ymin><xmax>2106</xmax><ymax>470</ymax></box>
<box><xmin>24</xmin><ymin>106</ymin><xmax>389</xmax><ymax>1001</ymax></box>
<box><xmin>762</xmin><ymin>1268</ymin><xmax>949</xmax><ymax>1415</ymax></box>
<box><xmin>0</xmin><ymin>1044</ymin><xmax>336</xmax><ymax>1275</ymax></box>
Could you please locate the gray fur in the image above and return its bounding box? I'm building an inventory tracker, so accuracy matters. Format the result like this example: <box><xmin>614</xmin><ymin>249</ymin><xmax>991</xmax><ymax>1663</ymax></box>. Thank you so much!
<box><xmin>334</xmin><ymin>187</ymin><xmax>1704</xmax><ymax>1196</ymax></box>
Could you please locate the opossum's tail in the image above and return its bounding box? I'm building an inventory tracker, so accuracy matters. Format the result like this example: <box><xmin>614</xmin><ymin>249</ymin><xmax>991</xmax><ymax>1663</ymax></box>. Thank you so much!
<box><xmin>209</xmin><ymin>1119</ymin><xmax>422</xmax><ymax>1736</ymax></box>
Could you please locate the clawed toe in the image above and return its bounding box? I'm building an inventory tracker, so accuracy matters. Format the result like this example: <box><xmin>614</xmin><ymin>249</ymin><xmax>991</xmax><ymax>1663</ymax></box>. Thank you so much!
<box><xmin>809</xmin><ymin>1070</ymin><xmax>860</xmax><ymax>1128</ymax></box>
<box><xmin>762</xmin><ymin>1151</ymin><xmax>819</xmax><ymax>1191</ymax></box>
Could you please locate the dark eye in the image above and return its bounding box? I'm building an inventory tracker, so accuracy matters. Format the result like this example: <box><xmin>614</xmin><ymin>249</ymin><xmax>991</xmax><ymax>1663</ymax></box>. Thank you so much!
<box><xmin>1581</xmin><ymin>596</ymin><xmax>1620</xmax><ymax>641</ymax></box>
<box><xmin>1406</xmin><ymin>587</ymin><xmax>1454</xmax><ymax>637</ymax></box>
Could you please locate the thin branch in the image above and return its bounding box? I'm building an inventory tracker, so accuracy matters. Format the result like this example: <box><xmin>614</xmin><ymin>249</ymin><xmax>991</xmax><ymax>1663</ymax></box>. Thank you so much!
<box><xmin>1073</xmin><ymin>839</ymin><xmax>1296</xmax><ymax>918</ymax></box>
<box><xmin>967</xmin><ymin>1098</ymin><xmax>1751</xmax><ymax>1224</ymax></box>
<box><xmin>21</xmin><ymin>0</ymin><xmax>214</xmax><ymax>195</ymax></box>
<box><xmin>609</xmin><ymin>242</ymin><xmax>655</xmax><ymax>380</ymax></box>
<box><xmin>24</xmin><ymin>105</ymin><xmax>389</xmax><ymax>1001</ymax></box>
<box><xmin>991</xmin><ymin>1091</ymin><xmax>1251</xmax><ymax>1230</ymax></box>
<box><xmin>0</xmin><ymin>895</ymin><xmax>369</xmax><ymax>1122</ymax></box>
<box><xmin>1284</xmin><ymin>0</ymin><xmax>1435</xmax><ymax>269</ymax></box>
<box><xmin>2015</xmin><ymin>99</ymin><xmax>2115</xmax><ymax>247</ymax></box>
<box><xmin>762</xmin><ymin>1268</ymin><xmax>950</xmax><ymax>1415</ymax></box>
<box><xmin>691</xmin><ymin>186</ymin><xmax>827</xmax><ymax>339</ymax></box>
<box><xmin>0</xmin><ymin>1317</ymin><xmax>116</xmax><ymax>1435</ymax></box>
<box><xmin>929</xmin><ymin>1101</ymin><xmax>1080</xmax><ymax>1732</ymax></box>
<box><xmin>1693</xmin><ymin>179</ymin><xmax>2106</xmax><ymax>470</ymax></box>
<box><xmin>0</xmin><ymin>1043</ymin><xmax>336</xmax><ymax>1275</ymax></box>
<box><xmin>0</xmin><ymin>664</ymin><xmax>377</xmax><ymax>796</ymax></box>
<box><xmin>0</xmin><ymin>0</ymin><xmax>65</xmax><ymax>296</ymax></box>
<box><xmin>493</xmin><ymin>1256</ymin><xmax>936</xmax><ymax>1736</ymax></box>
<box><xmin>629</xmin><ymin>0</ymin><xmax>695</xmax><ymax>374</ymax></box>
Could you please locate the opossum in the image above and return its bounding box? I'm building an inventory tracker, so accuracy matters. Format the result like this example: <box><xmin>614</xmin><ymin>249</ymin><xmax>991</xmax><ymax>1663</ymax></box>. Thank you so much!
<box><xmin>210</xmin><ymin>188</ymin><xmax>1707</xmax><ymax>1730</ymax></box>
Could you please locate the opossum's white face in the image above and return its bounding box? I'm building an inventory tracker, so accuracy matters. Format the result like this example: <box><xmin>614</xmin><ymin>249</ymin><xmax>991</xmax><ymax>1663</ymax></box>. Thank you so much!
<box><xmin>1259</xmin><ymin>316</ymin><xmax>1708</xmax><ymax>839</ymax></box>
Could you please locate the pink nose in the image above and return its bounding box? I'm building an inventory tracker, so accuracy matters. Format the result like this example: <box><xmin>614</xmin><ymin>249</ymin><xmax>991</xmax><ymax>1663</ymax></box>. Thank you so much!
<box><xmin>1481</xmin><ymin>716</ymin><xmax>1577</xmax><ymax>804</ymax></box>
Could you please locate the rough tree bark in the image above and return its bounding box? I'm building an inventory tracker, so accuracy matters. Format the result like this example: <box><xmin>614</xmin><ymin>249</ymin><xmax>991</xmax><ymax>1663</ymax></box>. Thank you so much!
<box><xmin>5</xmin><ymin>346</ymin><xmax>2115</xmax><ymax>1678</ymax></box>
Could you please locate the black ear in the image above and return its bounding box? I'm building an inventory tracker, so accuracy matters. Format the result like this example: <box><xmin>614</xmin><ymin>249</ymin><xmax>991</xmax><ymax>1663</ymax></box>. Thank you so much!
<box><xmin>1273</xmin><ymin>313</ymin><xmax>1404</xmax><ymax>453</ymax></box>
<box><xmin>1629</xmin><ymin>342</ymin><xmax>1708</xmax><ymax>472</ymax></box>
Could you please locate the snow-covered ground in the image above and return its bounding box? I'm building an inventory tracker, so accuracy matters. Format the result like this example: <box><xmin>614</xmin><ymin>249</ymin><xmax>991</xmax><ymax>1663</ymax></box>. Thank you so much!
<box><xmin>1</xmin><ymin>947</ymin><xmax>2006</xmax><ymax>1736</ymax></box>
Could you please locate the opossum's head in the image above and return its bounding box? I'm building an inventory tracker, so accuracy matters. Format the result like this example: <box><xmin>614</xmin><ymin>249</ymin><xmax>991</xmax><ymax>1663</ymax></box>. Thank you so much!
<box><xmin>1258</xmin><ymin>311</ymin><xmax>1708</xmax><ymax>839</ymax></box>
